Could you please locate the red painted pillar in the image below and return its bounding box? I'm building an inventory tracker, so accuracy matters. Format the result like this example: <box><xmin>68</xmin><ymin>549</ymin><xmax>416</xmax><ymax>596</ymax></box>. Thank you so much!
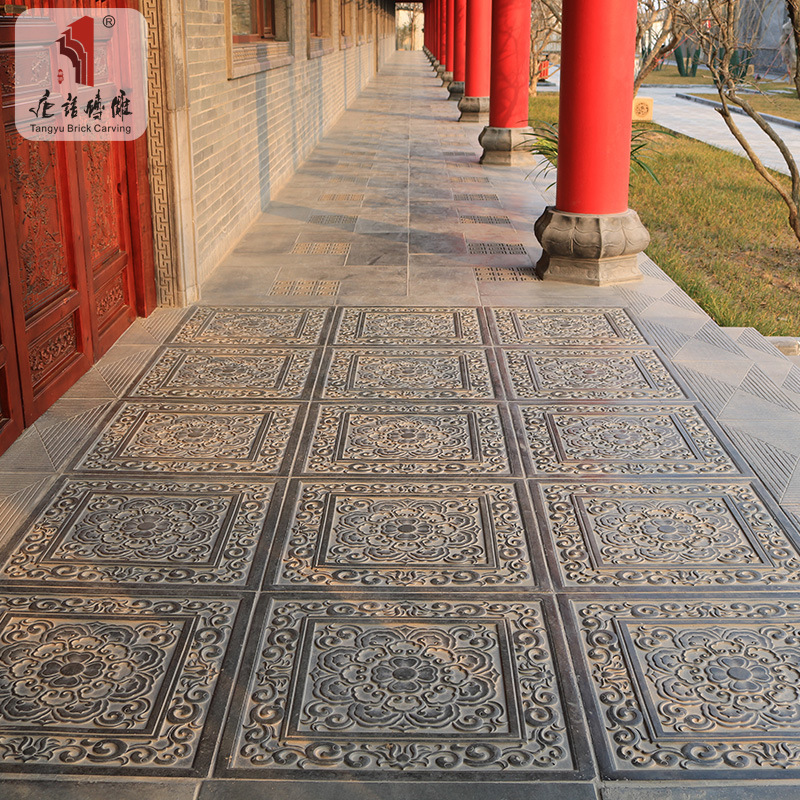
<box><xmin>459</xmin><ymin>0</ymin><xmax>491</xmax><ymax>121</ymax></box>
<box><xmin>453</xmin><ymin>0</ymin><xmax>466</xmax><ymax>81</ymax></box>
<box><xmin>534</xmin><ymin>0</ymin><xmax>649</xmax><ymax>284</ymax></box>
<box><xmin>478</xmin><ymin>0</ymin><xmax>532</xmax><ymax>163</ymax></box>
<box><xmin>556</xmin><ymin>0</ymin><xmax>636</xmax><ymax>213</ymax></box>
<box><xmin>445</xmin><ymin>0</ymin><xmax>455</xmax><ymax>78</ymax></box>
<box><xmin>488</xmin><ymin>0</ymin><xmax>530</xmax><ymax>129</ymax></box>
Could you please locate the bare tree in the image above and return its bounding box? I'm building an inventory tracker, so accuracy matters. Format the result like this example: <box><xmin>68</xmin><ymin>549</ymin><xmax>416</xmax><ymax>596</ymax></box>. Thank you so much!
<box><xmin>530</xmin><ymin>0</ymin><xmax>561</xmax><ymax>97</ymax></box>
<box><xmin>674</xmin><ymin>0</ymin><xmax>800</xmax><ymax>244</ymax></box>
<box><xmin>634</xmin><ymin>0</ymin><xmax>689</xmax><ymax>94</ymax></box>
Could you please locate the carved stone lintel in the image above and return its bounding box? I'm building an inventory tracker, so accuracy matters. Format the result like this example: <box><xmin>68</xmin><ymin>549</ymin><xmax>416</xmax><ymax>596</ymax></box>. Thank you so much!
<box><xmin>447</xmin><ymin>80</ymin><xmax>465</xmax><ymax>101</ymax></box>
<box><xmin>458</xmin><ymin>95</ymin><xmax>489</xmax><ymax>123</ymax></box>
<box><xmin>441</xmin><ymin>70</ymin><xmax>453</xmax><ymax>87</ymax></box>
<box><xmin>478</xmin><ymin>126</ymin><xmax>536</xmax><ymax>165</ymax></box>
<box><xmin>534</xmin><ymin>206</ymin><xmax>649</xmax><ymax>286</ymax></box>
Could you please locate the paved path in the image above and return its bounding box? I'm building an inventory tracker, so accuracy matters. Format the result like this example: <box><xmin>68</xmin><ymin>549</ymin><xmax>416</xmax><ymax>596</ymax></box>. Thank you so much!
<box><xmin>0</xmin><ymin>51</ymin><xmax>799</xmax><ymax>800</ymax></box>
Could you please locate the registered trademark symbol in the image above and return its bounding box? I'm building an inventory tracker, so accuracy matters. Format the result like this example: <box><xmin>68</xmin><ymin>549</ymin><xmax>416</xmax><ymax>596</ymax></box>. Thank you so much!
<box><xmin>103</xmin><ymin>15</ymin><xmax>116</xmax><ymax>28</ymax></box>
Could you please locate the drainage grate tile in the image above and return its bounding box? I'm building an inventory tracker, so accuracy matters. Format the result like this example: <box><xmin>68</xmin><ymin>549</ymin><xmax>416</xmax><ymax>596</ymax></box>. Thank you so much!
<box><xmin>454</xmin><ymin>193</ymin><xmax>500</xmax><ymax>201</ymax></box>
<box><xmin>474</xmin><ymin>266</ymin><xmax>537</xmax><ymax>281</ymax></box>
<box><xmin>460</xmin><ymin>215</ymin><xmax>512</xmax><ymax>225</ymax></box>
<box><xmin>452</xmin><ymin>176</ymin><xmax>491</xmax><ymax>183</ymax></box>
<box><xmin>318</xmin><ymin>193</ymin><xmax>365</xmax><ymax>202</ymax></box>
<box><xmin>291</xmin><ymin>242</ymin><xmax>351</xmax><ymax>256</ymax></box>
<box><xmin>468</xmin><ymin>242</ymin><xmax>527</xmax><ymax>255</ymax></box>
<box><xmin>309</xmin><ymin>215</ymin><xmax>358</xmax><ymax>226</ymax></box>
<box><xmin>328</xmin><ymin>176</ymin><xmax>369</xmax><ymax>185</ymax></box>
<box><xmin>270</xmin><ymin>280</ymin><xmax>340</xmax><ymax>296</ymax></box>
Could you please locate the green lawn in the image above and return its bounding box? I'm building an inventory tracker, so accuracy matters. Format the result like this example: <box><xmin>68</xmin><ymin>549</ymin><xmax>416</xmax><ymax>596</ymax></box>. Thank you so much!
<box><xmin>529</xmin><ymin>95</ymin><xmax>800</xmax><ymax>337</ymax></box>
<box><xmin>639</xmin><ymin>64</ymin><xmax>788</xmax><ymax>91</ymax></box>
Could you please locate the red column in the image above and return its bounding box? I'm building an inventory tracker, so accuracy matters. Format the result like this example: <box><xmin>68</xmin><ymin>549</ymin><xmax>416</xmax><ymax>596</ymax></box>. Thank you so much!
<box><xmin>464</xmin><ymin>0</ymin><xmax>491</xmax><ymax>98</ymax></box>
<box><xmin>453</xmin><ymin>0</ymin><xmax>466</xmax><ymax>82</ymax></box>
<box><xmin>556</xmin><ymin>0</ymin><xmax>636</xmax><ymax>214</ymax></box>
<box><xmin>439</xmin><ymin>0</ymin><xmax>448</xmax><ymax>67</ymax></box>
<box><xmin>445</xmin><ymin>0</ymin><xmax>455</xmax><ymax>72</ymax></box>
<box><xmin>488</xmin><ymin>0</ymin><xmax>530</xmax><ymax>129</ymax></box>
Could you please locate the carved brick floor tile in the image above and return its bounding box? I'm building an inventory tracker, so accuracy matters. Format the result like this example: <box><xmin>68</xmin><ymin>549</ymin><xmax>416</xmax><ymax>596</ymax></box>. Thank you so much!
<box><xmin>300</xmin><ymin>403</ymin><xmax>517</xmax><ymax>476</ymax></box>
<box><xmin>502</xmin><ymin>348</ymin><xmax>686</xmax><ymax>401</ymax></box>
<box><xmin>318</xmin><ymin>348</ymin><xmax>498</xmax><ymax>400</ymax></box>
<box><xmin>220</xmin><ymin>597</ymin><xmax>590</xmax><ymax>778</ymax></box>
<box><xmin>0</xmin><ymin>593</ymin><xmax>248</xmax><ymax>774</ymax></box>
<box><xmin>516</xmin><ymin>404</ymin><xmax>745</xmax><ymax>476</ymax></box>
<box><xmin>0</xmin><ymin>478</ymin><xmax>283</xmax><ymax>588</ymax></box>
<box><xmin>73</xmin><ymin>402</ymin><xmax>302</xmax><ymax>476</ymax></box>
<box><xmin>533</xmin><ymin>480</ymin><xmax>800</xmax><ymax>588</ymax></box>
<box><xmin>132</xmin><ymin>347</ymin><xmax>320</xmax><ymax>401</ymax></box>
<box><xmin>488</xmin><ymin>308</ymin><xmax>648</xmax><ymax>347</ymax></box>
<box><xmin>168</xmin><ymin>307</ymin><xmax>330</xmax><ymax>346</ymax></box>
<box><xmin>565</xmin><ymin>596</ymin><xmax>800</xmax><ymax>778</ymax></box>
<box><xmin>269</xmin><ymin>480</ymin><xmax>540</xmax><ymax>588</ymax></box>
<box><xmin>331</xmin><ymin>307</ymin><xmax>486</xmax><ymax>346</ymax></box>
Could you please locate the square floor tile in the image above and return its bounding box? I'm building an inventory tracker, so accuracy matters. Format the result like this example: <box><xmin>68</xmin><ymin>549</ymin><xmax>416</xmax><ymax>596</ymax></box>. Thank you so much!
<box><xmin>300</xmin><ymin>403</ymin><xmax>516</xmax><ymax>476</ymax></box>
<box><xmin>0</xmin><ymin>478</ymin><xmax>283</xmax><ymax>587</ymax></box>
<box><xmin>132</xmin><ymin>348</ymin><xmax>319</xmax><ymax>401</ymax></box>
<box><xmin>502</xmin><ymin>349</ymin><xmax>686</xmax><ymax>401</ymax></box>
<box><xmin>318</xmin><ymin>348</ymin><xmax>498</xmax><ymax>400</ymax></box>
<box><xmin>516</xmin><ymin>404</ymin><xmax>743</xmax><ymax>476</ymax></box>
<box><xmin>332</xmin><ymin>307</ymin><xmax>485</xmax><ymax>345</ymax></box>
<box><xmin>221</xmin><ymin>597</ymin><xmax>588</xmax><ymax>777</ymax></box>
<box><xmin>489</xmin><ymin>308</ymin><xmax>648</xmax><ymax>347</ymax></box>
<box><xmin>566</xmin><ymin>596</ymin><xmax>800</xmax><ymax>777</ymax></box>
<box><xmin>169</xmin><ymin>307</ymin><xmax>330</xmax><ymax>346</ymax></box>
<box><xmin>0</xmin><ymin>593</ymin><xmax>247</xmax><ymax>773</ymax></box>
<box><xmin>270</xmin><ymin>480</ymin><xmax>538</xmax><ymax>588</ymax></box>
<box><xmin>534</xmin><ymin>481</ymin><xmax>800</xmax><ymax>588</ymax></box>
<box><xmin>74</xmin><ymin>402</ymin><xmax>301</xmax><ymax>475</ymax></box>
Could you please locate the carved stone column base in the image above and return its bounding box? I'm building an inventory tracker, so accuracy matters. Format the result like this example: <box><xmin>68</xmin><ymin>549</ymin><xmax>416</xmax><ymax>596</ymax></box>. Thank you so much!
<box><xmin>441</xmin><ymin>70</ymin><xmax>454</xmax><ymax>87</ymax></box>
<box><xmin>534</xmin><ymin>206</ymin><xmax>649</xmax><ymax>286</ymax></box>
<box><xmin>447</xmin><ymin>80</ymin><xmax>465</xmax><ymax>101</ymax></box>
<box><xmin>435</xmin><ymin>64</ymin><xmax>446</xmax><ymax>78</ymax></box>
<box><xmin>478</xmin><ymin>126</ymin><xmax>535</xmax><ymax>165</ymax></box>
<box><xmin>458</xmin><ymin>95</ymin><xmax>489</xmax><ymax>122</ymax></box>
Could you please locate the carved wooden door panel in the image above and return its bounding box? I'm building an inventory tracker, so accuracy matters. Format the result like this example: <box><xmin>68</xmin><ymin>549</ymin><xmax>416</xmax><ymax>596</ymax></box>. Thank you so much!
<box><xmin>77</xmin><ymin>129</ymin><xmax>137</xmax><ymax>359</ymax></box>
<box><xmin>0</xmin><ymin>204</ymin><xmax>24</xmax><ymax>454</ymax></box>
<box><xmin>0</xmin><ymin>87</ymin><xmax>95</xmax><ymax>424</ymax></box>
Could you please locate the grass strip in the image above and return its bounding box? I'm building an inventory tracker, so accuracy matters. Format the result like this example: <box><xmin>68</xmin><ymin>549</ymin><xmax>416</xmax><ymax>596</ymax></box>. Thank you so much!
<box><xmin>530</xmin><ymin>95</ymin><xmax>800</xmax><ymax>336</ymax></box>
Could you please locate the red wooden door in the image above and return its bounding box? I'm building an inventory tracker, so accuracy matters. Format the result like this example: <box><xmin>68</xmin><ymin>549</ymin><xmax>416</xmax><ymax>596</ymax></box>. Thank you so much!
<box><xmin>0</xmin><ymin>1</ymin><xmax>154</xmax><ymax>439</ymax></box>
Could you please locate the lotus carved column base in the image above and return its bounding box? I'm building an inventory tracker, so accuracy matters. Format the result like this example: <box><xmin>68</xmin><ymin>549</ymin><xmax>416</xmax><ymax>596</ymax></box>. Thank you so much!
<box><xmin>458</xmin><ymin>96</ymin><xmax>489</xmax><ymax>122</ymax></box>
<box><xmin>534</xmin><ymin>206</ymin><xmax>649</xmax><ymax>285</ymax></box>
<box><xmin>478</xmin><ymin>126</ymin><xmax>536</xmax><ymax>165</ymax></box>
<box><xmin>447</xmin><ymin>80</ymin><xmax>465</xmax><ymax>101</ymax></box>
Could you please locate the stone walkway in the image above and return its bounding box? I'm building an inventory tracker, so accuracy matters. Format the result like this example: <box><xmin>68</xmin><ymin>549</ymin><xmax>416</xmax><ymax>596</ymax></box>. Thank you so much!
<box><xmin>1</xmin><ymin>52</ymin><xmax>800</xmax><ymax>800</ymax></box>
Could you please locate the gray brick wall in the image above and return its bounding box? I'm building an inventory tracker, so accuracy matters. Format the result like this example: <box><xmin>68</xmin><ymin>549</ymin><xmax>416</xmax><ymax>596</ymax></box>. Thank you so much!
<box><xmin>183</xmin><ymin>0</ymin><xmax>396</xmax><ymax>282</ymax></box>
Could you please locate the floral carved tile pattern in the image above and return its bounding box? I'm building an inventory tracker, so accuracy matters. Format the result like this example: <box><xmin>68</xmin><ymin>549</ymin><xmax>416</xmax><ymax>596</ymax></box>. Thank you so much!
<box><xmin>535</xmin><ymin>481</ymin><xmax>800</xmax><ymax>587</ymax></box>
<box><xmin>75</xmin><ymin>402</ymin><xmax>300</xmax><ymax>475</ymax></box>
<box><xmin>518</xmin><ymin>404</ymin><xmax>742</xmax><ymax>476</ymax></box>
<box><xmin>225</xmin><ymin>599</ymin><xmax>581</xmax><ymax>775</ymax></box>
<box><xmin>273</xmin><ymin>481</ymin><xmax>535</xmax><ymax>587</ymax></box>
<box><xmin>489</xmin><ymin>308</ymin><xmax>647</xmax><ymax>347</ymax></box>
<box><xmin>503</xmin><ymin>349</ymin><xmax>685</xmax><ymax>400</ymax></box>
<box><xmin>568</xmin><ymin>598</ymin><xmax>800</xmax><ymax>775</ymax></box>
<box><xmin>0</xmin><ymin>594</ymin><xmax>241</xmax><ymax>771</ymax></box>
<box><xmin>132</xmin><ymin>347</ymin><xmax>318</xmax><ymax>400</ymax></box>
<box><xmin>320</xmin><ymin>348</ymin><xmax>496</xmax><ymax>399</ymax></box>
<box><xmin>302</xmin><ymin>403</ymin><xmax>514</xmax><ymax>475</ymax></box>
<box><xmin>0</xmin><ymin>478</ymin><xmax>279</xmax><ymax>586</ymax></box>
<box><xmin>168</xmin><ymin>307</ymin><xmax>329</xmax><ymax>346</ymax></box>
<box><xmin>332</xmin><ymin>307</ymin><xmax>484</xmax><ymax>345</ymax></box>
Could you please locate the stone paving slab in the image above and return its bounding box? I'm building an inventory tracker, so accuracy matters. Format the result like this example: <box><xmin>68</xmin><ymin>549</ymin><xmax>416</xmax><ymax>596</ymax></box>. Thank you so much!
<box><xmin>0</xmin><ymin>51</ymin><xmax>799</xmax><ymax>799</ymax></box>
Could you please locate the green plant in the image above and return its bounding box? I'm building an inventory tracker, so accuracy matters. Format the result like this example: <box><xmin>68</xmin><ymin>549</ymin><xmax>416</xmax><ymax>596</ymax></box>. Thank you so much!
<box><xmin>522</xmin><ymin>123</ymin><xmax>670</xmax><ymax>188</ymax></box>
